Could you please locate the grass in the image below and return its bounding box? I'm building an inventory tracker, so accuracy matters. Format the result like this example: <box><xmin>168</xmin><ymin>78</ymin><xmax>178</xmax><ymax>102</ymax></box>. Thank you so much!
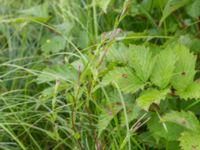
<box><xmin>1</xmin><ymin>0</ymin><xmax>200</xmax><ymax>150</ymax></box>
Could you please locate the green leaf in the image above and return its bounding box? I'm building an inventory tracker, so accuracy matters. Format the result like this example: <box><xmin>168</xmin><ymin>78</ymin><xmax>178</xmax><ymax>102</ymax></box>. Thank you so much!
<box><xmin>171</xmin><ymin>45</ymin><xmax>196</xmax><ymax>91</ymax></box>
<box><xmin>97</xmin><ymin>0</ymin><xmax>112</xmax><ymax>13</ymax></box>
<box><xmin>160</xmin><ymin>0</ymin><xmax>191</xmax><ymax>25</ymax></box>
<box><xmin>151</xmin><ymin>48</ymin><xmax>177</xmax><ymax>89</ymax></box>
<box><xmin>37</xmin><ymin>64</ymin><xmax>78</xmax><ymax>84</ymax></box>
<box><xmin>106</xmin><ymin>42</ymin><xmax>129</xmax><ymax>64</ymax></box>
<box><xmin>162</xmin><ymin>111</ymin><xmax>200</xmax><ymax>131</ymax></box>
<box><xmin>128</xmin><ymin>45</ymin><xmax>155</xmax><ymax>82</ymax></box>
<box><xmin>41</xmin><ymin>35</ymin><xmax>66</xmax><ymax>53</ymax></box>
<box><xmin>136</xmin><ymin>88</ymin><xmax>169</xmax><ymax>111</ymax></box>
<box><xmin>102</xmin><ymin>67</ymin><xmax>144</xmax><ymax>94</ymax></box>
<box><xmin>179</xmin><ymin>131</ymin><xmax>200</xmax><ymax>150</ymax></box>
<box><xmin>177</xmin><ymin>82</ymin><xmax>200</xmax><ymax>99</ymax></box>
<box><xmin>98</xmin><ymin>104</ymin><xmax>122</xmax><ymax>136</ymax></box>
<box><xmin>19</xmin><ymin>3</ymin><xmax>49</xmax><ymax>18</ymax></box>
<box><xmin>148</xmin><ymin>114</ymin><xmax>186</xmax><ymax>141</ymax></box>
<box><xmin>186</xmin><ymin>0</ymin><xmax>200</xmax><ymax>18</ymax></box>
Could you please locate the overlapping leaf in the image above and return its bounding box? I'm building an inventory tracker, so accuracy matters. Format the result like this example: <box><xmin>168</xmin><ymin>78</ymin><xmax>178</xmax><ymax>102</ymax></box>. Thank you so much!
<box><xmin>177</xmin><ymin>81</ymin><xmax>200</xmax><ymax>99</ymax></box>
<box><xmin>179</xmin><ymin>131</ymin><xmax>200</xmax><ymax>150</ymax></box>
<box><xmin>101</xmin><ymin>67</ymin><xmax>144</xmax><ymax>94</ymax></box>
<box><xmin>106</xmin><ymin>42</ymin><xmax>129</xmax><ymax>64</ymax></box>
<box><xmin>128</xmin><ymin>45</ymin><xmax>155</xmax><ymax>82</ymax></box>
<box><xmin>171</xmin><ymin>45</ymin><xmax>196</xmax><ymax>91</ymax></box>
<box><xmin>162</xmin><ymin>111</ymin><xmax>200</xmax><ymax>131</ymax></box>
<box><xmin>136</xmin><ymin>88</ymin><xmax>169</xmax><ymax>111</ymax></box>
<box><xmin>151</xmin><ymin>48</ymin><xmax>177</xmax><ymax>89</ymax></box>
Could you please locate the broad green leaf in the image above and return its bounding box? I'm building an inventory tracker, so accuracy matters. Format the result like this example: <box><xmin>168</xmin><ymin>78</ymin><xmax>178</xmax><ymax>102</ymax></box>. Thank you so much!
<box><xmin>136</xmin><ymin>88</ymin><xmax>169</xmax><ymax>111</ymax></box>
<box><xmin>102</xmin><ymin>67</ymin><xmax>144</xmax><ymax>94</ymax></box>
<box><xmin>148</xmin><ymin>114</ymin><xmax>186</xmax><ymax>141</ymax></box>
<box><xmin>54</xmin><ymin>22</ymin><xmax>73</xmax><ymax>35</ymax></box>
<box><xmin>179</xmin><ymin>131</ymin><xmax>200</xmax><ymax>150</ymax></box>
<box><xmin>171</xmin><ymin>45</ymin><xmax>196</xmax><ymax>91</ymax></box>
<box><xmin>106</xmin><ymin>42</ymin><xmax>129</xmax><ymax>64</ymax></box>
<box><xmin>186</xmin><ymin>0</ymin><xmax>200</xmax><ymax>18</ymax></box>
<box><xmin>98</xmin><ymin>104</ymin><xmax>122</xmax><ymax>136</ymax></box>
<box><xmin>162</xmin><ymin>111</ymin><xmax>200</xmax><ymax>131</ymax></box>
<box><xmin>177</xmin><ymin>82</ymin><xmax>200</xmax><ymax>99</ymax></box>
<box><xmin>19</xmin><ymin>3</ymin><xmax>49</xmax><ymax>18</ymax></box>
<box><xmin>37</xmin><ymin>64</ymin><xmax>78</xmax><ymax>84</ymax></box>
<box><xmin>97</xmin><ymin>0</ymin><xmax>112</xmax><ymax>13</ymax></box>
<box><xmin>160</xmin><ymin>0</ymin><xmax>191</xmax><ymax>25</ymax></box>
<box><xmin>41</xmin><ymin>35</ymin><xmax>66</xmax><ymax>53</ymax></box>
<box><xmin>128</xmin><ymin>45</ymin><xmax>155</xmax><ymax>82</ymax></box>
<box><xmin>151</xmin><ymin>48</ymin><xmax>177</xmax><ymax>89</ymax></box>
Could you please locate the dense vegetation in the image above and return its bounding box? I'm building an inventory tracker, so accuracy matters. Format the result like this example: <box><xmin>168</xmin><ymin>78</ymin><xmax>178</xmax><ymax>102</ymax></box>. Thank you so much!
<box><xmin>1</xmin><ymin>0</ymin><xmax>200</xmax><ymax>149</ymax></box>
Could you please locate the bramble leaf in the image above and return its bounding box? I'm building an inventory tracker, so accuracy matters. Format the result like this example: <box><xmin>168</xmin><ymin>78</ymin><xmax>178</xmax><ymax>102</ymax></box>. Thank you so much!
<box><xmin>162</xmin><ymin>111</ymin><xmax>200</xmax><ymax>131</ymax></box>
<box><xmin>136</xmin><ymin>88</ymin><xmax>169</xmax><ymax>111</ymax></box>
<box><xmin>177</xmin><ymin>81</ymin><xmax>200</xmax><ymax>99</ymax></box>
<box><xmin>128</xmin><ymin>45</ymin><xmax>155</xmax><ymax>82</ymax></box>
<box><xmin>179</xmin><ymin>131</ymin><xmax>200</xmax><ymax>150</ymax></box>
<box><xmin>102</xmin><ymin>67</ymin><xmax>144</xmax><ymax>94</ymax></box>
<box><xmin>106</xmin><ymin>42</ymin><xmax>129</xmax><ymax>64</ymax></box>
<box><xmin>151</xmin><ymin>48</ymin><xmax>177</xmax><ymax>89</ymax></box>
<box><xmin>171</xmin><ymin>45</ymin><xmax>196</xmax><ymax>91</ymax></box>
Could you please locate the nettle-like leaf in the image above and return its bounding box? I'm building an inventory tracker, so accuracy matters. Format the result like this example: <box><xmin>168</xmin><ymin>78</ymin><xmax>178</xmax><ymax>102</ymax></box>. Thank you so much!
<box><xmin>162</xmin><ymin>111</ymin><xmax>200</xmax><ymax>131</ymax></box>
<box><xmin>151</xmin><ymin>48</ymin><xmax>177</xmax><ymax>89</ymax></box>
<box><xmin>101</xmin><ymin>67</ymin><xmax>144</xmax><ymax>94</ymax></box>
<box><xmin>37</xmin><ymin>64</ymin><xmax>78</xmax><ymax>84</ymax></box>
<box><xmin>171</xmin><ymin>45</ymin><xmax>196</xmax><ymax>91</ymax></box>
<box><xmin>106</xmin><ymin>42</ymin><xmax>129</xmax><ymax>64</ymax></box>
<box><xmin>136</xmin><ymin>88</ymin><xmax>169</xmax><ymax>111</ymax></box>
<box><xmin>160</xmin><ymin>0</ymin><xmax>191</xmax><ymax>25</ymax></box>
<box><xmin>177</xmin><ymin>81</ymin><xmax>200</xmax><ymax>99</ymax></box>
<box><xmin>148</xmin><ymin>114</ymin><xmax>186</xmax><ymax>142</ymax></box>
<box><xmin>128</xmin><ymin>45</ymin><xmax>155</xmax><ymax>82</ymax></box>
<box><xmin>179</xmin><ymin>131</ymin><xmax>200</xmax><ymax>150</ymax></box>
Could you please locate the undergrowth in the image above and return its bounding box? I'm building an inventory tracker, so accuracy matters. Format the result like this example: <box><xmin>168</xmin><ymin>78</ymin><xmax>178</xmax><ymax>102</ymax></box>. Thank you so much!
<box><xmin>1</xmin><ymin>0</ymin><xmax>200</xmax><ymax>149</ymax></box>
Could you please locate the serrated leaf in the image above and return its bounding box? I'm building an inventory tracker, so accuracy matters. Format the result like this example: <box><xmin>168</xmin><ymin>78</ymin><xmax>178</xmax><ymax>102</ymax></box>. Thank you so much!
<box><xmin>41</xmin><ymin>35</ymin><xmax>66</xmax><ymax>53</ymax></box>
<box><xmin>186</xmin><ymin>0</ymin><xmax>200</xmax><ymax>18</ymax></box>
<box><xmin>171</xmin><ymin>45</ymin><xmax>196</xmax><ymax>91</ymax></box>
<box><xmin>37</xmin><ymin>64</ymin><xmax>78</xmax><ymax>84</ymax></box>
<box><xmin>106</xmin><ymin>42</ymin><xmax>129</xmax><ymax>64</ymax></box>
<box><xmin>160</xmin><ymin>0</ymin><xmax>191</xmax><ymax>25</ymax></box>
<box><xmin>136</xmin><ymin>88</ymin><xmax>169</xmax><ymax>111</ymax></box>
<box><xmin>162</xmin><ymin>111</ymin><xmax>200</xmax><ymax>131</ymax></box>
<box><xmin>128</xmin><ymin>45</ymin><xmax>155</xmax><ymax>82</ymax></box>
<box><xmin>177</xmin><ymin>82</ymin><xmax>200</xmax><ymax>99</ymax></box>
<box><xmin>148</xmin><ymin>114</ymin><xmax>186</xmax><ymax>141</ymax></box>
<box><xmin>179</xmin><ymin>131</ymin><xmax>200</xmax><ymax>150</ymax></box>
<box><xmin>151</xmin><ymin>48</ymin><xmax>177</xmax><ymax>89</ymax></box>
<box><xmin>102</xmin><ymin>67</ymin><xmax>144</xmax><ymax>94</ymax></box>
